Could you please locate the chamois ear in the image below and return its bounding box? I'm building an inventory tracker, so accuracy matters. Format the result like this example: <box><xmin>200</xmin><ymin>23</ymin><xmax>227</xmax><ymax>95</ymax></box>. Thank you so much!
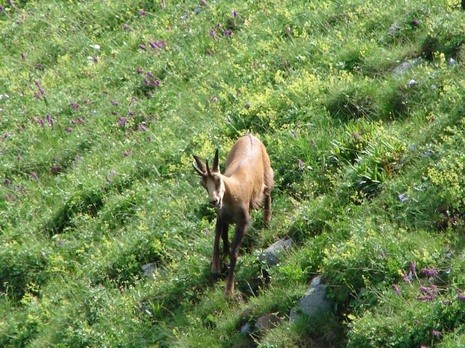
<box><xmin>212</xmin><ymin>149</ymin><xmax>220</xmax><ymax>173</ymax></box>
<box><xmin>192</xmin><ymin>155</ymin><xmax>207</xmax><ymax>177</ymax></box>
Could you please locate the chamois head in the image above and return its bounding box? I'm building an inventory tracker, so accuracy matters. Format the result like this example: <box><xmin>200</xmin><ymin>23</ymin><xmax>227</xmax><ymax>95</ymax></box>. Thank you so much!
<box><xmin>192</xmin><ymin>149</ymin><xmax>225</xmax><ymax>209</ymax></box>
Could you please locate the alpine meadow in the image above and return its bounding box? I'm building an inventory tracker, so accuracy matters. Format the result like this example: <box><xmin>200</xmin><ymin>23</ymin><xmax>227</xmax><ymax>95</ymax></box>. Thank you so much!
<box><xmin>2</xmin><ymin>0</ymin><xmax>465</xmax><ymax>347</ymax></box>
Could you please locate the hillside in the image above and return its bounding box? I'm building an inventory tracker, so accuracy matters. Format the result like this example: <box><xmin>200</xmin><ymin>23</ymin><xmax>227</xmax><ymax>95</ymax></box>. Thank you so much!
<box><xmin>1</xmin><ymin>0</ymin><xmax>465</xmax><ymax>346</ymax></box>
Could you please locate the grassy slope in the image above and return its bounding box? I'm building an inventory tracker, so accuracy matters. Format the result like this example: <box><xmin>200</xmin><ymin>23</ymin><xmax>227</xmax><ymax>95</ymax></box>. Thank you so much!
<box><xmin>1</xmin><ymin>0</ymin><xmax>465</xmax><ymax>346</ymax></box>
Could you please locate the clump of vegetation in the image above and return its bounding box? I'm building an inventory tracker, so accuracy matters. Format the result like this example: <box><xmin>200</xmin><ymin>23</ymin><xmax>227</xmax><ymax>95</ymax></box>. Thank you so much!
<box><xmin>1</xmin><ymin>0</ymin><xmax>465</xmax><ymax>346</ymax></box>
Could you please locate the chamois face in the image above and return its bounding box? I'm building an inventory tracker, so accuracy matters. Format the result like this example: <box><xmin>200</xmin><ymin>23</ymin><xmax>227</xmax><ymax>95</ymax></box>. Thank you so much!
<box><xmin>193</xmin><ymin>150</ymin><xmax>224</xmax><ymax>209</ymax></box>
<box><xmin>202</xmin><ymin>174</ymin><xmax>225</xmax><ymax>209</ymax></box>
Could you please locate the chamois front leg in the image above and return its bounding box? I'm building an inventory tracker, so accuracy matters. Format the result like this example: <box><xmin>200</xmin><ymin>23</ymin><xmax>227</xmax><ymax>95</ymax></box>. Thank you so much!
<box><xmin>221</xmin><ymin>221</ymin><xmax>230</xmax><ymax>259</ymax></box>
<box><xmin>225</xmin><ymin>217</ymin><xmax>251</xmax><ymax>297</ymax></box>
<box><xmin>212</xmin><ymin>218</ymin><xmax>229</xmax><ymax>277</ymax></box>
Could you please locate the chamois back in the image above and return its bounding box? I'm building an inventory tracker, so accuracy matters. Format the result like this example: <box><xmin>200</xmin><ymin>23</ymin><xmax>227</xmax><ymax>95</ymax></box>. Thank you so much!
<box><xmin>224</xmin><ymin>134</ymin><xmax>274</xmax><ymax>210</ymax></box>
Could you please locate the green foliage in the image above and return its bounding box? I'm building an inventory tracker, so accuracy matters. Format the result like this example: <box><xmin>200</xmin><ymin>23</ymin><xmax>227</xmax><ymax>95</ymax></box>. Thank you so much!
<box><xmin>1</xmin><ymin>0</ymin><xmax>465</xmax><ymax>346</ymax></box>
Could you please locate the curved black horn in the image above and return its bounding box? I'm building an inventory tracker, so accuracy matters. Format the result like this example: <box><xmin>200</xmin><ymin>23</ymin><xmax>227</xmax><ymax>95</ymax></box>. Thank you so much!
<box><xmin>212</xmin><ymin>149</ymin><xmax>219</xmax><ymax>173</ymax></box>
<box><xmin>192</xmin><ymin>155</ymin><xmax>207</xmax><ymax>177</ymax></box>
<box><xmin>206</xmin><ymin>159</ymin><xmax>212</xmax><ymax>176</ymax></box>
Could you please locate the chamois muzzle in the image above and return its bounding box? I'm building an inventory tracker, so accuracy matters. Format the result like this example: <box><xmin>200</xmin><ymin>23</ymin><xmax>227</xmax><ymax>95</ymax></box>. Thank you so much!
<box><xmin>209</xmin><ymin>198</ymin><xmax>221</xmax><ymax>208</ymax></box>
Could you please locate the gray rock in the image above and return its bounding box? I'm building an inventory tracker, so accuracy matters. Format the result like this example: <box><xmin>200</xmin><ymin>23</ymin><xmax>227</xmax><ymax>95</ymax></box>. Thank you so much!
<box><xmin>261</xmin><ymin>238</ymin><xmax>293</xmax><ymax>266</ymax></box>
<box><xmin>240</xmin><ymin>322</ymin><xmax>252</xmax><ymax>335</ymax></box>
<box><xmin>290</xmin><ymin>275</ymin><xmax>331</xmax><ymax>321</ymax></box>
<box><xmin>255</xmin><ymin>313</ymin><xmax>280</xmax><ymax>332</ymax></box>
<box><xmin>392</xmin><ymin>58</ymin><xmax>423</xmax><ymax>75</ymax></box>
<box><xmin>141</xmin><ymin>262</ymin><xmax>158</xmax><ymax>279</ymax></box>
<box><xmin>387</xmin><ymin>21</ymin><xmax>401</xmax><ymax>36</ymax></box>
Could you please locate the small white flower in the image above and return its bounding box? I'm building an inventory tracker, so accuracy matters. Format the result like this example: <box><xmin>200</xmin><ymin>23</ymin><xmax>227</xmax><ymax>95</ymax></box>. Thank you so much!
<box><xmin>408</xmin><ymin>79</ymin><xmax>417</xmax><ymax>86</ymax></box>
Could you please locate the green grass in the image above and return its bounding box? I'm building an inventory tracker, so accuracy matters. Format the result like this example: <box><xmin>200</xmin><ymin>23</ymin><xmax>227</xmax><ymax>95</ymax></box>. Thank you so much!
<box><xmin>2</xmin><ymin>0</ymin><xmax>465</xmax><ymax>346</ymax></box>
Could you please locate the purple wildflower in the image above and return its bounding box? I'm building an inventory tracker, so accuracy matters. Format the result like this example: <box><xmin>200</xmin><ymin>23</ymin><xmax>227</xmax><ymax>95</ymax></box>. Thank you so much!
<box><xmin>224</xmin><ymin>29</ymin><xmax>232</xmax><ymax>36</ymax></box>
<box><xmin>31</xmin><ymin>172</ymin><xmax>38</xmax><ymax>180</ymax></box>
<box><xmin>410</xmin><ymin>261</ymin><xmax>416</xmax><ymax>275</ymax></box>
<box><xmin>65</xmin><ymin>127</ymin><xmax>73</xmax><ymax>132</ymax></box>
<box><xmin>297</xmin><ymin>159</ymin><xmax>304</xmax><ymax>169</ymax></box>
<box><xmin>21</xmin><ymin>52</ymin><xmax>26</xmax><ymax>59</ymax></box>
<box><xmin>46</xmin><ymin>114</ymin><xmax>54</xmax><ymax>127</ymax></box>
<box><xmin>421</xmin><ymin>267</ymin><xmax>438</xmax><ymax>277</ymax></box>
<box><xmin>232</xmin><ymin>10</ymin><xmax>238</xmax><ymax>17</ymax></box>
<box><xmin>4</xmin><ymin>178</ymin><xmax>11</xmax><ymax>186</ymax></box>
<box><xmin>138</xmin><ymin>10</ymin><xmax>146</xmax><ymax>15</ymax></box>
<box><xmin>432</xmin><ymin>330</ymin><xmax>441</xmax><ymax>337</ymax></box>
<box><xmin>138</xmin><ymin>124</ymin><xmax>147</xmax><ymax>131</ymax></box>
<box><xmin>393</xmin><ymin>284</ymin><xmax>401</xmax><ymax>296</ymax></box>
<box><xmin>51</xmin><ymin>166</ymin><xmax>62</xmax><ymax>173</ymax></box>
<box><xmin>209</xmin><ymin>29</ymin><xmax>217</xmax><ymax>39</ymax></box>
<box><xmin>34</xmin><ymin>80</ymin><xmax>45</xmax><ymax>95</ymax></box>
<box><xmin>139</xmin><ymin>44</ymin><xmax>146</xmax><ymax>50</ymax></box>
<box><xmin>118</xmin><ymin>117</ymin><xmax>129</xmax><ymax>126</ymax></box>
<box><xmin>417</xmin><ymin>296</ymin><xmax>433</xmax><ymax>301</ymax></box>
<box><xmin>70</xmin><ymin>102</ymin><xmax>80</xmax><ymax>110</ymax></box>
<box><xmin>403</xmin><ymin>270</ymin><xmax>412</xmax><ymax>283</ymax></box>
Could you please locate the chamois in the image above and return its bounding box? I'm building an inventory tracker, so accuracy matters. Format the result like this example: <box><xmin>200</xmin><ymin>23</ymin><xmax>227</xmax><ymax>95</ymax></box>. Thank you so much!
<box><xmin>193</xmin><ymin>134</ymin><xmax>274</xmax><ymax>297</ymax></box>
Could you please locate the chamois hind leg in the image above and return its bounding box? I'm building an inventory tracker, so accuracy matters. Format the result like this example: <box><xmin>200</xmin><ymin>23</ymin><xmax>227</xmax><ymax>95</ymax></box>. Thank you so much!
<box><xmin>264</xmin><ymin>193</ymin><xmax>272</xmax><ymax>223</ymax></box>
